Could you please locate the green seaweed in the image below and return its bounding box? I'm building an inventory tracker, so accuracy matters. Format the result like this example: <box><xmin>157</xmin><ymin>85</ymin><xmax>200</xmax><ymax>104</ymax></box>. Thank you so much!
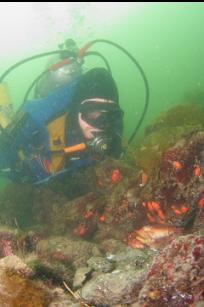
<box><xmin>135</xmin><ymin>101</ymin><xmax>204</xmax><ymax>176</ymax></box>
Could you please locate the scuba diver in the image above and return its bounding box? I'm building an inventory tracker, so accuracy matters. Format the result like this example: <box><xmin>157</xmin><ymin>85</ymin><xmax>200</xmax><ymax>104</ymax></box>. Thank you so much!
<box><xmin>0</xmin><ymin>39</ymin><xmax>149</xmax><ymax>185</ymax></box>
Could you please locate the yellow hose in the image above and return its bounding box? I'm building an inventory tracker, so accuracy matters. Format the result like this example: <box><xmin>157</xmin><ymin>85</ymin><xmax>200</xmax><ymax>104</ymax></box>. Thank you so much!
<box><xmin>0</xmin><ymin>83</ymin><xmax>13</xmax><ymax>128</ymax></box>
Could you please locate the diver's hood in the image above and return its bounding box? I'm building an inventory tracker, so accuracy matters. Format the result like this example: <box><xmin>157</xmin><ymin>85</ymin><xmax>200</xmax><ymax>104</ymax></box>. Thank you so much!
<box><xmin>73</xmin><ymin>68</ymin><xmax>124</xmax><ymax>135</ymax></box>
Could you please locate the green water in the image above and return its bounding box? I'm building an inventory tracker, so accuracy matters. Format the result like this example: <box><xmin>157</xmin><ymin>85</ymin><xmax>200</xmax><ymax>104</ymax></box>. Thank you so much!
<box><xmin>0</xmin><ymin>2</ymin><xmax>204</xmax><ymax>186</ymax></box>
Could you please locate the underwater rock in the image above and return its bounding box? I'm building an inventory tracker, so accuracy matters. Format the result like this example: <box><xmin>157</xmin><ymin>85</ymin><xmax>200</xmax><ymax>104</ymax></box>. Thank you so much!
<box><xmin>0</xmin><ymin>254</ymin><xmax>33</xmax><ymax>277</ymax></box>
<box><xmin>191</xmin><ymin>207</ymin><xmax>204</xmax><ymax>235</ymax></box>
<box><xmin>16</xmin><ymin>229</ymin><xmax>45</xmax><ymax>256</ymax></box>
<box><xmin>32</xmin><ymin>187</ymin><xmax>73</xmax><ymax>234</ymax></box>
<box><xmin>138</xmin><ymin>234</ymin><xmax>204</xmax><ymax>306</ymax></box>
<box><xmin>136</xmin><ymin>100</ymin><xmax>204</xmax><ymax>176</ymax></box>
<box><xmin>29</xmin><ymin>257</ymin><xmax>74</xmax><ymax>285</ymax></box>
<box><xmin>0</xmin><ymin>226</ymin><xmax>17</xmax><ymax>257</ymax></box>
<box><xmin>73</xmin><ymin>266</ymin><xmax>92</xmax><ymax>289</ymax></box>
<box><xmin>87</xmin><ymin>256</ymin><xmax>114</xmax><ymax>273</ymax></box>
<box><xmin>100</xmin><ymin>238</ymin><xmax>128</xmax><ymax>255</ymax></box>
<box><xmin>0</xmin><ymin>183</ymin><xmax>35</xmax><ymax>228</ymax></box>
<box><xmin>0</xmin><ymin>255</ymin><xmax>51</xmax><ymax>306</ymax></box>
<box><xmin>127</xmin><ymin>129</ymin><xmax>204</xmax><ymax>232</ymax></box>
<box><xmin>106</xmin><ymin>246</ymin><xmax>156</xmax><ymax>271</ymax></box>
<box><xmin>94</xmin><ymin>158</ymin><xmax>134</xmax><ymax>190</ymax></box>
<box><xmin>73</xmin><ymin>218</ymin><xmax>98</xmax><ymax>238</ymax></box>
<box><xmin>94</xmin><ymin>223</ymin><xmax>128</xmax><ymax>242</ymax></box>
<box><xmin>33</xmin><ymin>187</ymin><xmax>105</xmax><ymax>238</ymax></box>
<box><xmin>36</xmin><ymin>236</ymin><xmax>99</xmax><ymax>269</ymax></box>
<box><xmin>81</xmin><ymin>268</ymin><xmax>147</xmax><ymax>306</ymax></box>
<box><xmin>48</xmin><ymin>287</ymin><xmax>75</xmax><ymax>307</ymax></box>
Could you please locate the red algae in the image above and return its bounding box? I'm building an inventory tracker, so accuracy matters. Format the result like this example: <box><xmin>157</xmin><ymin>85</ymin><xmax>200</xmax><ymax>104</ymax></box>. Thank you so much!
<box><xmin>138</xmin><ymin>235</ymin><xmax>204</xmax><ymax>306</ymax></box>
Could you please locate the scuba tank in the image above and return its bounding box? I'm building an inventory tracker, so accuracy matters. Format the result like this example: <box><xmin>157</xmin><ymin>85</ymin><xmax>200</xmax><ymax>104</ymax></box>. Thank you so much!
<box><xmin>34</xmin><ymin>39</ymin><xmax>83</xmax><ymax>98</ymax></box>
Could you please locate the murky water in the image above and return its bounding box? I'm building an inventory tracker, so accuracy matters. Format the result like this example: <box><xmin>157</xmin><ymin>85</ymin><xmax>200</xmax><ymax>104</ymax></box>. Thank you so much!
<box><xmin>0</xmin><ymin>5</ymin><xmax>204</xmax><ymax>305</ymax></box>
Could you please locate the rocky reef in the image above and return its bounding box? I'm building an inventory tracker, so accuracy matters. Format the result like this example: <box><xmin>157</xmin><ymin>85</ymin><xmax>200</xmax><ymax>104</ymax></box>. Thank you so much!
<box><xmin>0</xmin><ymin>96</ymin><xmax>204</xmax><ymax>306</ymax></box>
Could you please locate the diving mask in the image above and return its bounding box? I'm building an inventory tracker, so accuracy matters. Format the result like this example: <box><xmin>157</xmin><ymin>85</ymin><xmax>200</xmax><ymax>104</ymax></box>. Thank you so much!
<box><xmin>78</xmin><ymin>98</ymin><xmax>123</xmax><ymax>133</ymax></box>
